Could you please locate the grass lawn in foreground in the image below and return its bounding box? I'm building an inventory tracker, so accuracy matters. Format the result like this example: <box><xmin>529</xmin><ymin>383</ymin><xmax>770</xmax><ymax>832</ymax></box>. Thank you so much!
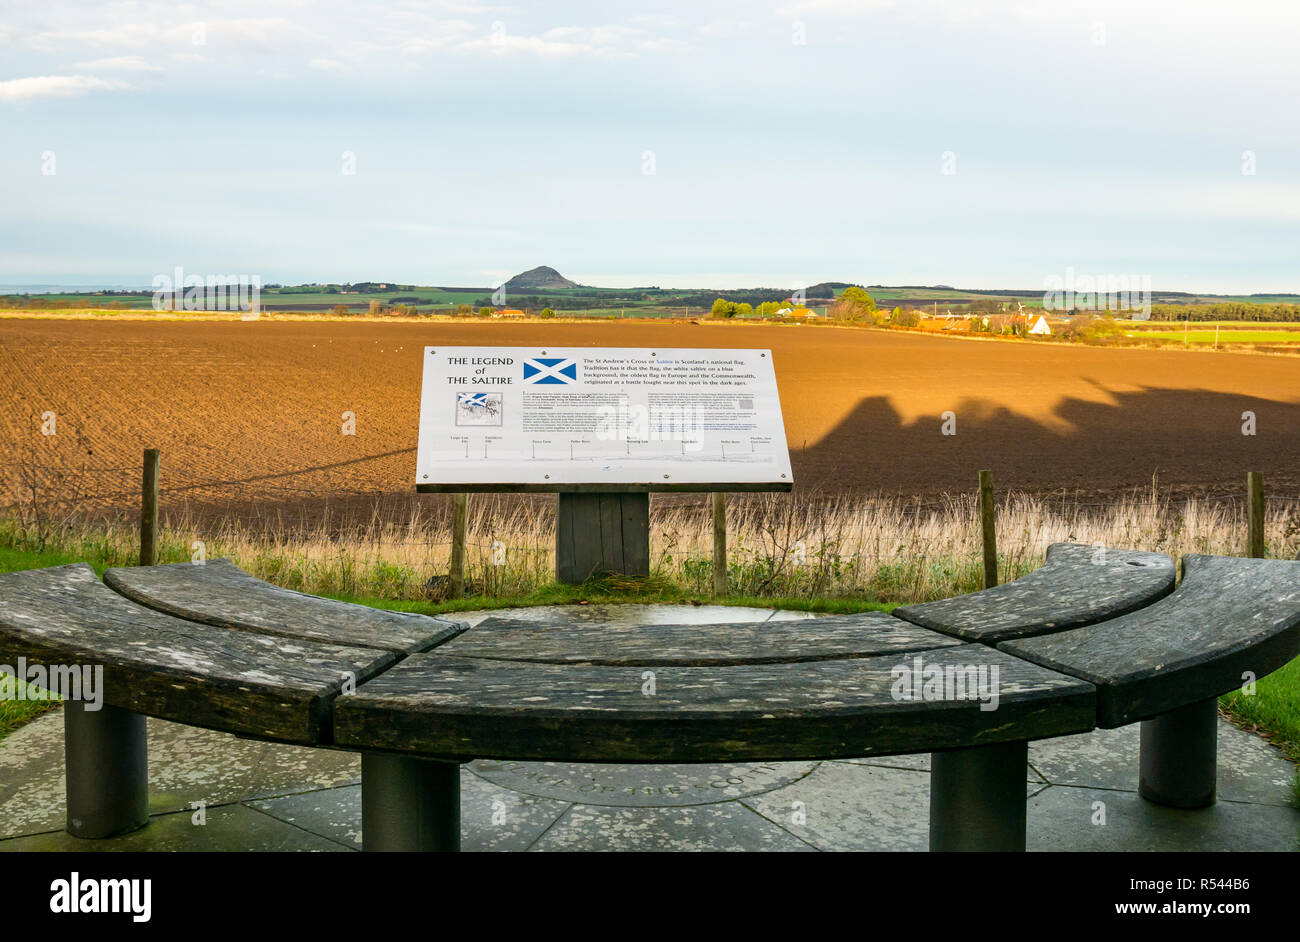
<box><xmin>1221</xmin><ymin>658</ymin><xmax>1300</xmax><ymax>803</ymax></box>
<box><xmin>0</xmin><ymin>677</ymin><xmax>57</xmax><ymax>742</ymax></box>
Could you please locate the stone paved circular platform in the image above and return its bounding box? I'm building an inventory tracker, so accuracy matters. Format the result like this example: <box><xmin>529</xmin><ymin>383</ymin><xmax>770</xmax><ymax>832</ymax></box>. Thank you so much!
<box><xmin>470</xmin><ymin>759</ymin><xmax>822</xmax><ymax>807</ymax></box>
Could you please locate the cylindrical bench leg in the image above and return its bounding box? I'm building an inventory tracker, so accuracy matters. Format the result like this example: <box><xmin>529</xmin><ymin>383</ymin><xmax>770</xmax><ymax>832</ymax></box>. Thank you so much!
<box><xmin>362</xmin><ymin>753</ymin><xmax>461</xmax><ymax>852</ymax></box>
<box><xmin>64</xmin><ymin>701</ymin><xmax>149</xmax><ymax>839</ymax></box>
<box><xmin>930</xmin><ymin>740</ymin><xmax>1027</xmax><ymax>852</ymax></box>
<box><xmin>1139</xmin><ymin>697</ymin><xmax>1217</xmax><ymax>809</ymax></box>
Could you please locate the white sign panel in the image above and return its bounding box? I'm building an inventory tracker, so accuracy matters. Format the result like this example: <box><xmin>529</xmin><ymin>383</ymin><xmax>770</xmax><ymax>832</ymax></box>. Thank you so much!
<box><xmin>415</xmin><ymin>347</ymin><xmax>793</xmax><ymax>488</ymax></box>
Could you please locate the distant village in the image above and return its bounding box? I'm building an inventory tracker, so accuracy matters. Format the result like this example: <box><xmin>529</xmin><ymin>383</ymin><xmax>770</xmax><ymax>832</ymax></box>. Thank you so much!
<box><xmin>480</xmin><ymin>292</ymin><xmax>1067</xmax><ymax>338</ymax></box>
<box><xmin>703</xmin><ymin>288</ymin><xmax>1062</xmax><ymax>338</ymax></box>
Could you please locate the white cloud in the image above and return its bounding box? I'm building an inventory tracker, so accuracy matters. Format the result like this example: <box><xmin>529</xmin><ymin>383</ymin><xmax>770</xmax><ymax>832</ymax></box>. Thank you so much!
<box><xmin>13</xmin><ymin>5</ymin><xmax>693</xmax><ymax>76</ymax></box>
<box><xmin>0</xmin><ymin>75</ymin><xmax>129</xmax><ymax>103</ymax></box>
<box><xmin>28</xmin><ymin>22</ymin><xmax>183</xmax><ymax>52</ymax></box>
<box><xmin>29</xmin><ymin>18</ymin><xmax>318</xmax><ymax>53</ymax></box>
<box><xmin>630</xmin><ymin>14</ymin><xmax>681</xmax><ymax>29</ymax></box>
<box><xmin>71</xmin><ymin>56</ymin><xmax>162</xmax><ymax>73</ymax></box>
<box><xmin>459</xmin><ymin>31</ymin><xmax>596</xmax><ymax>58</ymax></box>
<box><xmin>456</xmin><ymin>23</ymin><xmax>675</xmax><ymax>59</ymax></box>
<box><xmin>397</xmin><ymin>20</ymin><xmax>477</xmax><ymax>56</ymax></box>
<box><xmin>695</xmin><ymin>20</ymin><xmax>758</xmax><ymax>38</ymax></box>
<box><xmin>773</xmin><ymin>0</ymin><xmax>895</xmax><ymax>17</ymax></box>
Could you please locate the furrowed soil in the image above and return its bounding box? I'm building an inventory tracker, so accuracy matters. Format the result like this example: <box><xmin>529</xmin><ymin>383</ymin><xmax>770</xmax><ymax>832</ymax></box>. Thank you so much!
<box><xmin>2</xmin><ymin>318</ymin><xmax>1298</xmax><ymax>520</ymax></box>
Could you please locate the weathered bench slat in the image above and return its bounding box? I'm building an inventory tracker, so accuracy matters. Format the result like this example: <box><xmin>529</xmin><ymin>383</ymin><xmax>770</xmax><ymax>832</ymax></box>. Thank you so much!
<box><xmin>437</xmin><ymin>611</ymin><xmax>963</xmax><ymax>666</ymax></box>
<box><xmin>334</xmin><ymin>643</ymin><xmax>1096</xmax><ymax>762</ymax></box>
<box><xmin>0</xmin><ymin>564</ymin><xmax>395</xmax><ymax>744</ymax></box>
<box><xmin>893</xmin><ymin>543</ymin><xmax>1176</xmax><ymax>643</ymax></box>
<box><xmin>999</xmin><ymin>554</ymin><xmax>1300</xmax><ymax>727</ymax></box>
<box><xmin>104</xmin><ymin>559</ymin><xmax>467</xmax><ymax>654</ymax></box>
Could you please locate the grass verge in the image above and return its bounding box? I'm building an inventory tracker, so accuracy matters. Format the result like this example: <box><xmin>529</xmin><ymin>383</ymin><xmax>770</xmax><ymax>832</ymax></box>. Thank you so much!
<box><xmin>323</xmin><ymin>573</ymin><xmax>895</xmax><ymax>617</ymax></box>
<box><xmin>1220</xmin><ymin>659</ymin><xmax>1300</xmax><ymax>804</ymax></box>
<box><xmin>0</xmin><ymin>679</ymin><xmax>57</xmax><ymax>743</ymax></box>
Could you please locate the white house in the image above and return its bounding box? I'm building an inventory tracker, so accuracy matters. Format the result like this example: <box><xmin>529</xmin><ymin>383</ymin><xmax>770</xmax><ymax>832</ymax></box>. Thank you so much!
<box><xmin>1028</xmin><ymin>315</ymin><xmax>1052</xmax><ymax>335</ymax></box>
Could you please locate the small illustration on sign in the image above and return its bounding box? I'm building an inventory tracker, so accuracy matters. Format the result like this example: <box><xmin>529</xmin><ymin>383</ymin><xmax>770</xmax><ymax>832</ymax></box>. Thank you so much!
<box><xmin>456</xmin><ymin>392</ymin><xmax>503</xmax><ymax>426</ymax></box>
<box><xmin>524</xmin><ymin>357</ymin><xmax>577</xmax><ymax>385</ymax></box>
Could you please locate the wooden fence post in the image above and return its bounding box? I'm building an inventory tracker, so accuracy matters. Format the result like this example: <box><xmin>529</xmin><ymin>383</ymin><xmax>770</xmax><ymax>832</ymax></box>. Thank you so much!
<box><xmin>448</xmin><ymin>493</ymin><xmax>468</xmax><ymax>599</ymax></box>
<box><xmin>712</xmin><ymin>492</ymin><xmax>727</xmax><ymax>596</ymax></box>
<box><xmin>140</xmin><ymin>449</ymin><xmax>160</xmax><ymax>566</ymax></box>
<box><xmin>978</xmin><ymin>469</ymin><xmax>998</xmax><ymax>588</ymax></box>
<box><xmin>1246</xmin><ymin>471</ymin><xmax>1265</xmax><ymax>558</ymax></box>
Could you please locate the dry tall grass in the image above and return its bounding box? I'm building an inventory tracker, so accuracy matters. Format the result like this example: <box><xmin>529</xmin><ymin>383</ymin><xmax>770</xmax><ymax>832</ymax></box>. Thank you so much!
<box><xmin>4</xmin><ymin>486</ymin><xmax>1296</xmax><ymax>604</ymax></box>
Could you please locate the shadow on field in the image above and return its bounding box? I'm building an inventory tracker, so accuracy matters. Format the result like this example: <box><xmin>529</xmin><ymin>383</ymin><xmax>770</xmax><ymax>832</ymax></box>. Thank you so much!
<box><xmin>795</xmin><ymin>384</ymin><xmax>1300</xmax><ymax>500</ymax></box>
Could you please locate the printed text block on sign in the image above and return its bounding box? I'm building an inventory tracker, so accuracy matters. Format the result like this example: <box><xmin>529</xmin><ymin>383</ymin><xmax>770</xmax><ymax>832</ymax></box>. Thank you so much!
<box><xmin>415</xmin><ymin>347</ymin><xmax>794</xmax><ymax>492</ymax></box>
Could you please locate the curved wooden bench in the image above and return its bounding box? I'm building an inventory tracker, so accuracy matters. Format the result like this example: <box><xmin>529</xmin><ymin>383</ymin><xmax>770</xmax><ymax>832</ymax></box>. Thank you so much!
<box><xmin>336</xmin><ymin>615</ymin><xmax>1096</xmax><ymax>851</ymax></box>
<box><xmin>104</xmin><ymin>558</ymin><xmax>464</xmax><ymax>654</ymax></box>
<box><xmin>332</xmin><ymin>642</ymin><xmax>1094</xmax><ymax>763</ymax></box>
<box><xmin>1000</xmin><ymin>554</ymin><xmax>1300</xmax><ymax>727</ymax></box>
<box><xmin>893</xmin><ymin>543</ymin><xmax>1176</xmax><ymax>642</ymax></box>
<box><xmin>334</xmin><ymin>546</ymin><xmax>1297</xmax><ymax>848</ymax></box>
<box><xmin>1000</xmin><ymin>553</ymin><xmax>1300</xmax><ymax>808</ymax></box>
<box><xmin>0</xmin><ymin>562</ymin><xmax>466</xmax><ymax>840</ymax></box>
<box><xmin>0</xmin><ymin>564</ymin><xmax>395</xmax><ymax>745</ymax></box>
<box><xmin>5</xmin><ymin>547</ymin><xmax>1296</xmax><ymax>852</ymax></box>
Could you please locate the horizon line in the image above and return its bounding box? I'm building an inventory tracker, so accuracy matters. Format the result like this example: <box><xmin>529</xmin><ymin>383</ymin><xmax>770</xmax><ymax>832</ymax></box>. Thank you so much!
<box><xmin>3</xmin><ymin>280</ymin><xmax>1298</xmax><ymax>299</ymax></box>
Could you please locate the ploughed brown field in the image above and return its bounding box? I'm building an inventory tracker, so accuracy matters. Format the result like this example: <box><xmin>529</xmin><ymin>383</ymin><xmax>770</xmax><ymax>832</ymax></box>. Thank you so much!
<box><xmin>2</xmin><ymin>318</ymin><xmax>1298</xmax><ymax>517</ymax></box>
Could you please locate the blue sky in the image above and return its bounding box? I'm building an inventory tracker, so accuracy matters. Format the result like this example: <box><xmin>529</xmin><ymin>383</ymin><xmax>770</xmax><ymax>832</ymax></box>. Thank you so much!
<box><xmin>2</xmin><ymin>0</ymin><xmax>1298</xmax><ymax>292</ymax></box>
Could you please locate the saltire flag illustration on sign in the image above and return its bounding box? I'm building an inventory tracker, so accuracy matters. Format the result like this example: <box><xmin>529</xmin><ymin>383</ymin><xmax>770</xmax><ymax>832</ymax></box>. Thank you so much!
<box><xmin>523</xmin><ymin>357</ymin><xmax>578</xmax><ymax>384</ymax></box>
<box><xmin>458</xmin><ymin>393</ymin><xmax>489</xmax><ymax>407</ymax></box>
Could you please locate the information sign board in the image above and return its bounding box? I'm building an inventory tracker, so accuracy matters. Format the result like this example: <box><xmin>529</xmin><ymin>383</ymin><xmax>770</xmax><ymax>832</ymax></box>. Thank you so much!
<box><xmin>415</xmin><ymin>346</ymin><xmax>793</xmax><ymax>491</ymax></box>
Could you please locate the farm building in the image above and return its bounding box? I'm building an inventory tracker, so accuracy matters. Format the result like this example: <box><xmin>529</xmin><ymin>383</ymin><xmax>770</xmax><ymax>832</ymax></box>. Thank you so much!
<box><xmin>916</xmin><ymin>317</ymin><xmax>972</xmax><ymax>333</ymax></box>
<box><xmin>493</xmin><ymin>308</ymin><xmax>527</xmax><ymax>318</ymax></box>
<box><xmin>1028</xmin><ymin>315</ymin><xmax>1052</xmax><ymax>335</ymax></box>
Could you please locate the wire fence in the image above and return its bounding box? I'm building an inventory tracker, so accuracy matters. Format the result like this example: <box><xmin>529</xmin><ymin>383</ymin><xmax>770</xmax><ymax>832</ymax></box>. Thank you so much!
<box><xmin>3</xmin><ymin>456</ymin><xmax>1297</xmax><ymax>602</ymax></box>
<box><xmin>2</xmin><ymin>459</ymin><xmax>1292</xmax><ymax>509</ymax></box>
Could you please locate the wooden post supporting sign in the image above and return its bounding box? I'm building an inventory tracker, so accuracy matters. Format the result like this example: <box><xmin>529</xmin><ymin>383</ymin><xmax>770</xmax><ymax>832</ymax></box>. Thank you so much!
<box><xmin>555</xmin><ymin>492</ymin><xmax>650</xmax><ymax>585</ymax></box>
<box><xmin>448</xmin><ymin>493</ymin><xmax>468</xmax><ymax>598</ymax></box>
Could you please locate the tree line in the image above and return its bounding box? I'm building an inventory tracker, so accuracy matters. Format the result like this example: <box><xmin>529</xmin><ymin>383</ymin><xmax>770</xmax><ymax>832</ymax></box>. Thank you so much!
<box><xmin>1145</xmin><ymin>303</ymin><xmax>1300</xmax><ymax>322</ymax></box>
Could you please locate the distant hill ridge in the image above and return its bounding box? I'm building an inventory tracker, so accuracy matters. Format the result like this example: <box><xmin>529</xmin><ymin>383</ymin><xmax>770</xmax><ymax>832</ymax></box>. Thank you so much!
<box><xmin>504</xmin><ymin>266</ymin><xmax>580</xmax><ymax>290</ymax></box>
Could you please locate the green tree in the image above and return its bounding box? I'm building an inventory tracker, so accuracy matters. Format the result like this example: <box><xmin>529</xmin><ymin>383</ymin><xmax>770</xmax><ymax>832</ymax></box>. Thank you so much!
<box><xmin>829</xmin><ymin>286</ymin><xmax>877</xmax><ymax>321</ymax></box>
<box><xmin>735</xmin><ymin>302</ymin><xmax>754</xmax><ymax>318</ymax></box>
<box><xmin>711</xmin><ymin>297</ymin><xmax>737</xmax><ymax>318</ymax></box>
<box><xmin>540</xmin><ymin>307</ymin><xmax>556</xmax><ymax>318</ymax></box>
<box><xmin>841</xmin><ymin>286</ymin><xmax>877</xmax><ymax>310</ymax></box>
<box><xmin>478</xmin><ymin>306</ymin><xmax>492</xmax><ymax>317</ymax></box>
